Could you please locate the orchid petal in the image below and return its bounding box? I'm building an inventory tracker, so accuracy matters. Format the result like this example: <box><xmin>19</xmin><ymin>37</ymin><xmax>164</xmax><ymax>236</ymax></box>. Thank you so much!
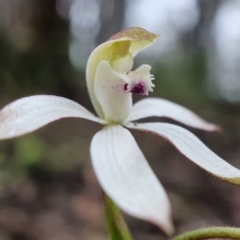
<box><xmin>94</xmin><ymin>61</ymin><xmax>132</xmax><ymax>123</ymax></box>
<box><xmin>110</xmin><ymin>52</ymin><xmax>134</xmax><ymax>72</ymax></box>
<box><xmin>90</xmin><ymin>124</ymin><xmax>174</xmax><ymax>235</ymax></box>
<box><xmin>126</xmin><ymin>122</ymin><xmax>240</xmax><ymax>185</ymax></box>
<box><xmin>86</xmin><ymin>27</ymin><xmax>158</xmax><ymax>119</ymax></box>
<box><xmin>109</xmin><ymin>27</ymin><xmax>159</xmax><ymax>57</ymax></box>
<box><xmin>0</xmin><ymin>95</ymin><xmax>105</xmax><ymax>140</ymax></box>
<box><xmin>127</xmin><ymin>98</ymin><xmax>219</xmax><ymax>131</ymax></box>
<box><xmin>135</xmin><ymin>64</ymin><xmax>152</xmax><ymax>74</ymax></box>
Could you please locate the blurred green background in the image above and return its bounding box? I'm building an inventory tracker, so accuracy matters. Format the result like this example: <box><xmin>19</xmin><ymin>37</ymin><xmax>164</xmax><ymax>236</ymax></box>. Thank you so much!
<box><xmin>0</xmin><ymin>0</ymin><xmax>240</xmax><ymax>239</ymax></box>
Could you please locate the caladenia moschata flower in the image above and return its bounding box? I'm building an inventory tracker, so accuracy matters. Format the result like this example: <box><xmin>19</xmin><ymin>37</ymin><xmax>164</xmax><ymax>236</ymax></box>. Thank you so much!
<box><xmin>1</xmin><ymin>27</ymin><xmax>240</xmax><ymax>236</ymax></box>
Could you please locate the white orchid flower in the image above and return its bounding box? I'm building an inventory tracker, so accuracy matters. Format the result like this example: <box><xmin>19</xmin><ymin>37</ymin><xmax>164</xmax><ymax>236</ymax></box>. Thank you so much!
<box><xmin>1</xmin><ymin>27</ymin><xmax>240</xmax><ymax>236</ymax></box>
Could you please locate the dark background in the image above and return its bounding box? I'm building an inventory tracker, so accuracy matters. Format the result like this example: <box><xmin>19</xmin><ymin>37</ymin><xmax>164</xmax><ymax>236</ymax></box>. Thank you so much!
<box><xmin>0</xmin><ymin>0</ymin><xmax>240</xmax><ymax>239</ymax></box>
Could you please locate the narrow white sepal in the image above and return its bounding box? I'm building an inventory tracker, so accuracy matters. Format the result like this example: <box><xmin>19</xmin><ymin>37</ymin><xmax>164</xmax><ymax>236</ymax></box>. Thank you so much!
<box><xmin>90</xmin><ymin>124</ymin><xmax>174</xmax><ymax>235</ymax></box>
<box><xmin>0</xmin><ymin>95</ymin><xmax>105</xmax><ymax>140</ymax></box>
<box><xmin>127</xmin><ymin>98</ymin><xmax>220</xmax><ymax>131</ymax></box>
<box><xmin>126</xmin><ymin>122</ymin><xmax>240</xmax><ymax>184</ymax></box>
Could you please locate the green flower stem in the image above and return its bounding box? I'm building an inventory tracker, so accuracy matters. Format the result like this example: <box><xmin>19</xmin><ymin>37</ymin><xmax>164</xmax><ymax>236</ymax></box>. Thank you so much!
<box><xmin>172</xmin><ymin>227</ymin><xmax>240</xmax><ymax>240</ymax></box>
<box><xmin>104</xmin><ymin>194</ymin><xmax>133</xmax><ymax>240</ymax></box>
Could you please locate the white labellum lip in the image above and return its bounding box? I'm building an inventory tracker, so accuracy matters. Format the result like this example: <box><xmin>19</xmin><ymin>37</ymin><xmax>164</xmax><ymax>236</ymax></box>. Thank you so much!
<box><xmin>123</xmin><ymin>70</ymin><xmax>155</xmax><ymax>96</ymax></box>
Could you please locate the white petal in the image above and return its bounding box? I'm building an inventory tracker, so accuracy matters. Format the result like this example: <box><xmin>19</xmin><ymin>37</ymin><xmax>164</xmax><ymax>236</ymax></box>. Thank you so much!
<box><xmin>90</xmin><ymin>124</ymin><xmax>174</xmax><ymax>235</ymax></box>
<box><xmin>126</xmin><ymin>122</ymin><xmax>240</xmax><ymax>184</ymax></box>
<box><xmin>127</xmin><ymin>98</ymin><xmax>219</xmax><ymax>131</ymax></box>
<box><xmin>0</xmin><ymin>95</ymin><xmax>105</xmax><ymax>140</ymax></box>
<box><xmin>94</xmin><ymin>61</ymin><xmax>132</xmax><ymax>123</ymax></box>
<box><xmin>86</xmin><ymin>42</ymin><xmax>114</xmax><ymax>119</ymax></box>
<box><xmin>135</xmin><ymin>64</ymin><xmax>152</xmax><ymax>74</ymax></box>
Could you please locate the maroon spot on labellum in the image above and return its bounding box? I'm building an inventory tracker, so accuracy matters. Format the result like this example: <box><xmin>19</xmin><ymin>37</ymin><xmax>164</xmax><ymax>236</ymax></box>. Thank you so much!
<box><xmin>124</xmin><ymin>84</ymin><xmax>128</xmax><ymax>91</ymax></box>
<box><xmin>131</xmin><ymin>82</ymin><xmax>145</xmax><ymax>95</ymax></box>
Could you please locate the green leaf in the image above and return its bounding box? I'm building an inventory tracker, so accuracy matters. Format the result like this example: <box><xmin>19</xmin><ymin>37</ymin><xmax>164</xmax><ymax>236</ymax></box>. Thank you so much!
<box><xmin>172</xmin><ymin>227</ymin><xmax>240</xmax><ymax>240</ymax></box>
<box><xmin>104</xmin><ymin>194</ymin><xmax>133</xmax><ymax>240</ymax></box>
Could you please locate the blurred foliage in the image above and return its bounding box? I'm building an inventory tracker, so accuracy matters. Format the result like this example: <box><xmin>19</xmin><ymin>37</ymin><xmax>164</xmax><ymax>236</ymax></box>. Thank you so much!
<box><xmin>0</xmin><ymin>20</ymin><xmax>74</xmax><ymax>97</ymax></box>
<box><xmin>15</xmin><ymin>135</ymin><xmax>44</xmax><ymax>167</ymax></box>
<box><xmin>153</xmin><ymin>50</ymin><xmax>208</xmax><ymax>105</ymax></box>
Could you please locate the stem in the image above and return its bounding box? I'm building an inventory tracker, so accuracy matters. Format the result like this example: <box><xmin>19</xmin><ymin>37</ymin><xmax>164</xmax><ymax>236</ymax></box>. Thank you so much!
<box><xmin>104</xmin><ymin>194</ymin><xmax>133</xmax><ymax>240</ymax></box>
<box><xmin>172</xmin><ymin>227</ymin><xmax>240</xmax><ymax>240</ymax></box>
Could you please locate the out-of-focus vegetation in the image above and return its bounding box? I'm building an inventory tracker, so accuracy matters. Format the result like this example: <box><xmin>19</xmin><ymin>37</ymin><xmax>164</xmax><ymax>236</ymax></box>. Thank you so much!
<box><xmin>0</xmin><ymin>0</ymin><xmax>240</xmax><ymax>239</ymax></box>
